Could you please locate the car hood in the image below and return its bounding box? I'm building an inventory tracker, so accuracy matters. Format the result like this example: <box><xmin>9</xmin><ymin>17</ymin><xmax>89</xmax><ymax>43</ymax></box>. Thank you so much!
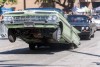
<box><xmin>70</xmin><ymin>23</ymin><xmax>89</xmax><ymax>27</ymax></box>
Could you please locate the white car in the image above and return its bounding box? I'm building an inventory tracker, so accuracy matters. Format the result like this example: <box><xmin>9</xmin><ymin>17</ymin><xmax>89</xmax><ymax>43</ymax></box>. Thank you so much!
<box><xmin>92</xmin><ymin>15</ymin><xmax>100</xmax><ymax>30</ymax></box>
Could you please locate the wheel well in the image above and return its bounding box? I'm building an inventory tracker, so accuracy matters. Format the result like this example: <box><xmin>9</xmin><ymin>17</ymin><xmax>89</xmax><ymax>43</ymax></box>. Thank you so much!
<box><xmin>59</xmin><ymin>21</ymin><xmax>63</xmax><ymax>33</ymax></box>
<box><xmin>8</xmin><ymin>28</ymin><xmax>16</xmax><ymax>33</ymax></box>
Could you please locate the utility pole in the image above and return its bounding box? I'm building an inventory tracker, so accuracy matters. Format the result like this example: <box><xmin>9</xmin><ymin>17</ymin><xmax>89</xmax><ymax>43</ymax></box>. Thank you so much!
<box><xmin>23</xmin><ymin>0</ymin><xmax>26</xmax><ymax>9</ymax></box>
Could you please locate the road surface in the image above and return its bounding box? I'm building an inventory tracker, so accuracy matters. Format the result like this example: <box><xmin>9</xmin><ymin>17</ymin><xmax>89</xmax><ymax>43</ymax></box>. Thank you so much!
<box><xmin>0</xmin><ymin>31</ymin><xmax>100</xmax><ymax>67</ymax></box>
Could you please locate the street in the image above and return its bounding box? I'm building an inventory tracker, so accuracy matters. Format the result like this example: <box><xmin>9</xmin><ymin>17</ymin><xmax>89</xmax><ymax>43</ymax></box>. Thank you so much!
<box><xmin>0</xmin><ymin>31</ymin><xmax>100</xmax><ymax>67</ymax></box>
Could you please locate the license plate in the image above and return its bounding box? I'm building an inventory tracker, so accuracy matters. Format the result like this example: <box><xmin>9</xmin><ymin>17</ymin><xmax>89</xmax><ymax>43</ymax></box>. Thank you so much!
<box><xmin>24</xmin><ymin>22</ymin><xmax>34</xmax><ymax>27</ymax></box>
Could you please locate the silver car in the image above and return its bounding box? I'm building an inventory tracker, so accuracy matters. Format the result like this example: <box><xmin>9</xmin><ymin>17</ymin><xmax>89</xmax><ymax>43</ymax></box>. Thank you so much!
<box><xmin>92</xmin><ymin>15</ymin><xmax>100</xmax><ymax>30</ymax></box>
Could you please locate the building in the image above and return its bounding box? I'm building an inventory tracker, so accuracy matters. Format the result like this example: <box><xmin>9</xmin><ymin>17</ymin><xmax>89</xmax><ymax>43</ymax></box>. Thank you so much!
<box><xmin>79</xmin><ymin>0</ymin><xmax>100</xmax><ymax>9</ymax></box>
<box><xmin>3</xmin><ymin>0</ymin><xmax>62</xmax><ymax>10</ymax></box>
<box><xmin>3</xmin><ymin>0</ymin><xmax>78</xmax><ymax>10</ymax></box>
<box><xmin>0</xmin><ymin>0</ymin><xmax>99</xmax><ymax>11</ymax></box>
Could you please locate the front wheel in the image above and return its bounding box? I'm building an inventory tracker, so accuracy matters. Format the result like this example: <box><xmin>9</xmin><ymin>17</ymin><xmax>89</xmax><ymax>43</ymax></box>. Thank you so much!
<box><xmin>8</xmin><ymin>29</ymin><xmax>16</xmax><ymax>43</ymax></box>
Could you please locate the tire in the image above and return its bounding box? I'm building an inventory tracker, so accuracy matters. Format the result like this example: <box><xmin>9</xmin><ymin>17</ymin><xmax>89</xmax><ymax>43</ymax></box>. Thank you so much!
<box><xmin>87</xmin><ymin>35</ymin><xmax>91</xmax><ymax>40</ymax></box>
<box><xmin>29</xmin><ymin>43</ymin><xmax>36</xmax><ymax>50</ymax></box>
<box><xmin>53</xmin><ymin>27</ymin><xmax>62</xmax><ymax>42</ymax></box>
<box><xmin>91</xmin><ymin>34</ymin><xmax>94</xmax><ymax>38</ymax></box>
<box><xmin>67</xmin><ymin>43</ymin><xmax>76</xmax><ymax>50</ymax></box>
<box><xmin>70</xmin><ymin>43</ymin><xmax>78</xmax><ymax>49</ymax></box>
<box><xmin>8</xmin><ymin>29</ymin><xmax>16</xmax><ymax>43</ymax></box>
<box><xmin>70</xmin><ymin>44</ymin><xmax>75</xmax><ymax>49</ymax></box>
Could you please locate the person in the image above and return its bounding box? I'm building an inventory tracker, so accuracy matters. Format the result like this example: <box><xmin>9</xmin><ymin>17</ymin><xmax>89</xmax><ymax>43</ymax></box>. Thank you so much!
<box><xmin>63</xmin><ymin>11</ymin><xmax>68</xmax><ymax>18</ymax></box>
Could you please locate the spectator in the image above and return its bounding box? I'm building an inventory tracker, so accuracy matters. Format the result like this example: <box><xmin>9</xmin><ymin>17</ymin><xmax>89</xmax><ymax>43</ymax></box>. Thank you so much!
<box><xmin>63</xmin><ymin>11</ymin><xmax>68</xmax><ymax>18</ymax></box>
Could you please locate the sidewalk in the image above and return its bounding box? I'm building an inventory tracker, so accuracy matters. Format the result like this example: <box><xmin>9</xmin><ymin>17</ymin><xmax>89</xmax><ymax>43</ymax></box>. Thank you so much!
<box><xmin>48</xmin><ymin>41</ymin><xmax>100</xmax><ymax>67</ymax></box>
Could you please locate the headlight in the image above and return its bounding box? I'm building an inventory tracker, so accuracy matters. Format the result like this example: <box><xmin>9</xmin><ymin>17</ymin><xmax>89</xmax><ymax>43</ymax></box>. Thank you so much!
<box><xmin>3</xmin><ymin>16</ymin><xmax>13</xmax><ymax>22</ymax></box>
<box><xmin>86</xmin><ymin>27</ymin><xmax>89</xmax><ymax>30</ymax></box>
<box><xmin>81</xmin><ymin>27</ymin><xmax>85</xmax><ymax>30</ymax></box>
<box><xmin>8</xmin><ymin>16</ymin><xmax>13</xmax><ymax>21</ymax></box>
<box><xmin>3</xmin><ymin>16</ymin><xmax>8</xmax><ymax>22</ymax></box>
<box><xmin>81</xmin><ymin>27</ymin><xmax>89</xmax><ymax>31</ymax></box>
<box><xmin>52</xmin><ymin>15</ymin><xmax>58</xmax><ymax>20</ymax></box>
<box><xmin>47</xmin><ymin>15</ymin><xmax>58</xmax><ymax>21</ymax></box>
<box><xmin>3</xmin><ymin>16</ymin><xmax>14</xmax><ymax>24</ymax></box>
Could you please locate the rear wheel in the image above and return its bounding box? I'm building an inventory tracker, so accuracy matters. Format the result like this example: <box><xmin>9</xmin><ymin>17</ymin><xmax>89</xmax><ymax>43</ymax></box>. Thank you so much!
<box><xmin>8</xmin><ymin>29</ymin><xmax>16</xmax><ymax>43</ymax></box>
<box><xmin>29</xmin><ymin>43</ymin><xmax>36</xmax><ymax>50</ymax></box>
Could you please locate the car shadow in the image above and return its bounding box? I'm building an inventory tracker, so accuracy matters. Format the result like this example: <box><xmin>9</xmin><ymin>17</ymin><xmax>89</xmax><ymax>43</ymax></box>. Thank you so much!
<box><xmin>93</xmin><ymin>62</ymin><xmax>100</xmax><ymax>65</ymax></box>
<box><xmin>0</xmin><ymin>63</ymin><xmax>43</xmax><ymax>67</ymax></box>
<box><xmin>0</xmin><ymin>38</ymin><xmax>8</xmax><ymax>40</ymax></box>
<box><xmin>0</xmin><ymin>63</ymin><xmax>68</xmax><ymax>67</ymax></box>
<box><xmin>0</xmin><ymin>43</ymin><xmax>71</xmax><ymax>54</ymax></box>
<box><xmin>70</xmin><ymin>50</ymin><xmax>100</xmax><ymax>57</ymax></box>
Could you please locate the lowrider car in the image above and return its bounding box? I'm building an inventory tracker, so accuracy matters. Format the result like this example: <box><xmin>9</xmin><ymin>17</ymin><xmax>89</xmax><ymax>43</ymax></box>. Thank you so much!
<box><xmin>67</xmin><ymin>15</ymin><xmax>97</xmax><ymax>40</ymax></box>
<box><xmin>3</xmin><ymin>8</ymin><xmax>80</xmax><ymax>50</ymax></box>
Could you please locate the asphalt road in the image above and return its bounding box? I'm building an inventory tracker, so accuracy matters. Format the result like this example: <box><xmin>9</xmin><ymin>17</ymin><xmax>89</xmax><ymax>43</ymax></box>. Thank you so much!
<box><xmin>0</xmin><ymin>31</ymin><xmax>100</xmax><ymax>67</ymax></box>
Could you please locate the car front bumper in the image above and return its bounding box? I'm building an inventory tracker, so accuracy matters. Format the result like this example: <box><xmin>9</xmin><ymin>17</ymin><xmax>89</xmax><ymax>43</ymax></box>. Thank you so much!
<box><xmin>78</xmin><ymin>31</ymin><xmax>90</xmax><ymax>37</ymax></box>
<box><xmin>5</xmin><ymin>24</ymin><xmax>58</xmax><ymax>29</ymax></box>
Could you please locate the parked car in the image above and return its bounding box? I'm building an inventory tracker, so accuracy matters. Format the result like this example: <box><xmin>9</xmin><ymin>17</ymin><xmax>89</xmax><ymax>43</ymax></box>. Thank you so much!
<box><xmin>3</xmin><ymin>8</ymin><xmax>80</xmax><ymax>50</ymax></box>
<box><xmin>67</xmin><ymin>15</ymin><xmax>97</xmax><ymax>40</ymax></box>
<box><xmin>92</xmin><ymin>15</ymin><xmax>100</xmax><ymax>30</ymax></box>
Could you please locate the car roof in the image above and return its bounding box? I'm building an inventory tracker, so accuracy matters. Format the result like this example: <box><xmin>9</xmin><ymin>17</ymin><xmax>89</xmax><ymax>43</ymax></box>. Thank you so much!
<box><xmin>25</xmin><ymin>8</ymin><xmax>61</xmax><ymax>11</ymax></box>
<box><xmin>25</xmin><ymin>8</ymin><xmax>63</xmax><ymax>14</ymax></box>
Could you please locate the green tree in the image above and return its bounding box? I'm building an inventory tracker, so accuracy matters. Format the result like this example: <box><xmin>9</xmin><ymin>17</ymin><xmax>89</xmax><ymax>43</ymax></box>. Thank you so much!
<box><xmin>35</xmin><ymin>0</ymin><xmax>75</xmax><ymax>11</ymax></box>
<box><xmin>0</xmin><ymin>0</ymin><xmax>17</xmax><ymax>7</ymax></box>
<box><xmin>34</xmin><ymin>0</ymin><xmax>55</xmax><ymax>7</ymax></box>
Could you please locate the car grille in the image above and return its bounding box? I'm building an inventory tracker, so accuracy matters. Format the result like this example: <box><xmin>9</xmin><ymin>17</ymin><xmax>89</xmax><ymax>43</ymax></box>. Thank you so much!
<box><xmin>3</xmin><ymin>16</ymin><xmax>49</xmax><ymax>24</ymax></box>
<box><xmin>13</xmin><ymin>16</ymin><xmax>48</xmax><ymax>23</ymax></box>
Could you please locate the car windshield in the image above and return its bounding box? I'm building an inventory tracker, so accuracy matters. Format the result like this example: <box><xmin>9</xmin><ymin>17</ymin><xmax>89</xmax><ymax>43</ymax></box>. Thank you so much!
<box><xmin>67</xmin><ymin>15</ymin><xmax>89</xmax><ymax>24</ymax></box>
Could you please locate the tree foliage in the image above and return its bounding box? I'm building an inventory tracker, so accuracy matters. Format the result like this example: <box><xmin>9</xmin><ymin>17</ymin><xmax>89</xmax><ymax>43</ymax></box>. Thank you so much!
<box><xmin>34</xmin><ymin>0</ymin><xmax>55</xmax><ymax>7</ymax></box>
<box><xmin>35</xmin><ymin>0</ymin><xmax>75</xmax><ymax>11</ymax></box>
<box><xmin>0</xmin><ymin>0</ymin><xmax>17</xmax><ymax>6</ymax></box>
